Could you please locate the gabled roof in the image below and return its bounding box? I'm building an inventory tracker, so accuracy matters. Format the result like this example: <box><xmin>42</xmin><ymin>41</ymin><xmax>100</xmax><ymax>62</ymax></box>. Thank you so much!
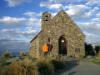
<box><xmin>30</xmin><ymin>30</ymin><xmax>42</xmax><ymax>43</ymax></box>
<box><xmin>53</xmin><ymin>10</ymin><xmax>85</xmax><ymax>37</ymax></box>
<box><xmin>53</xmin><ymin>10</ymin><xmax>70</xmax><ymax>19</ymax></box>
<box><xmin>30</xmin><ymin>10</ymin><xmax>85</xmax><ymax>43</ymax></box>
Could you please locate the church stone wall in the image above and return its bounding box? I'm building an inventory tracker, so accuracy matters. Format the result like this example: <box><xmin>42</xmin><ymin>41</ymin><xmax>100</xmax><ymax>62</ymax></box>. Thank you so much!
<box><xmin>29</xmin><ymin>10</ymin><xmax>85</xmax><ymax>59</ymax></box>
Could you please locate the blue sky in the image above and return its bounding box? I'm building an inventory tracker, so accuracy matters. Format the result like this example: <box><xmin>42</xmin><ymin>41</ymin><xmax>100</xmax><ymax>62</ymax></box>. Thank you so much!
<box><xmin>0</xmin><ymin>0</ymin><xmax>100</xmax><ymax>53</ymax></box>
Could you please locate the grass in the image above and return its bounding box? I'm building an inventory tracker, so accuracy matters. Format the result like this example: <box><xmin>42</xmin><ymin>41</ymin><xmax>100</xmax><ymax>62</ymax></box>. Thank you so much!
<box><xmin>0</xmin><ymin>57</ymin><xmax>39</xmax><ymax>75</ymax></box>
<box><xmin>91</xmin><ymin>57</ymin><xmax>100</xmax><ymax>65</ymax></box>
<box><xmin>0</xmin><ymin>56</ymin><xmax>66</xmax><ymax>75</ymax></box>
<box><xmin>91</xmin><ymin>54</ymin><xmax>100</xmax><ymax>65</ymax></box>
<box><xmin>92</xmin><ymin>60</ymin><xmax>100</xmax><ymax>65</ymax></box>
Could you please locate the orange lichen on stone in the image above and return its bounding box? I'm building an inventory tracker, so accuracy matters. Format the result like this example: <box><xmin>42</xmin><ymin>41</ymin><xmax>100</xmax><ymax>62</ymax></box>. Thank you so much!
<box><xmin>42</xmin><ymin>44</ymin><xmax>49</xmax><ymax>52</ymax></box>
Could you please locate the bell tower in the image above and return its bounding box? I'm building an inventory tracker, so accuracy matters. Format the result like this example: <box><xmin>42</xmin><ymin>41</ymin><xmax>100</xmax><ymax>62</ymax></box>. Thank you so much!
<box><xmin>41</xmin><ymin>12</ymin><xmax>51</xmax><ymax>31</ymax></box>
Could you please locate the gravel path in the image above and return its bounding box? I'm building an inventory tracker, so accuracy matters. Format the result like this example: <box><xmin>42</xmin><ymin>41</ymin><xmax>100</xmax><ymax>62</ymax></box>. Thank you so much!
<box><xmin>55</xmin><ymin>60</ymin><xmax>100</xmax><ymax>75</ymax></box>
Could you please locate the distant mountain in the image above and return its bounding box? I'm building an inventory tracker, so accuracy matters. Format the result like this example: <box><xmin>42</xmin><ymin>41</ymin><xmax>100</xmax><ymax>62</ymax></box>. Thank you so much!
<box><xmin>0</xmin><ymin>39</ymin><xmax>30</xmax><ymax>56</ymax></box>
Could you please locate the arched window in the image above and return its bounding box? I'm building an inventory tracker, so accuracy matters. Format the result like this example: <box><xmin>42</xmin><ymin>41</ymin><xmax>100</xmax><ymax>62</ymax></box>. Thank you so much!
<box><xmin>45</xmin><ymin>15</ymin><xmax>48</xmax><ymax>21</ymax></box>
<box><xmin>58</xmin><ymin>36</ymin><xmax>67</xmax><ymax>55</ymax></box>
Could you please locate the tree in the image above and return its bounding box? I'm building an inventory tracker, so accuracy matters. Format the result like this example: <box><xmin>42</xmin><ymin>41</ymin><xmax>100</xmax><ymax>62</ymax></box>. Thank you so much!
<box><xmin>95</xmin><ymin>46</ymin><xmax>100</xmax><ymax>55</ymax></box>
<box><xmin>85</xmin><ymin>43</ymin><xmax>95</xmax><ymax>56</ymax></box>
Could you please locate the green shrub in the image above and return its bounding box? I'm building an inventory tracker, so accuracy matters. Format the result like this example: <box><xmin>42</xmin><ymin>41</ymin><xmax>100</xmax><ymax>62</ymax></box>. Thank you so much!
<box><xmin>3</xmin><ymin>52</ymin><xmax>12</xmax><ymax>59</ymax></box>
<box><xmin>37</xmin><ymin>60</ymin><xmax>54</xmax><ymax>75</ymax></box>
<box><xmin>51</xmin><ymin>60</ymin><xmax>65</xmax><ymax>70</ymax></box>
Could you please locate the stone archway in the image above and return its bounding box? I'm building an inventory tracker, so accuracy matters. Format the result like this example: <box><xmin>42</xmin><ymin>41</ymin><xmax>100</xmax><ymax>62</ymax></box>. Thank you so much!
<box><xmin>58</xmin><ymin>36</ymin><xmax>67</xmax><ymax>55</ymax></box>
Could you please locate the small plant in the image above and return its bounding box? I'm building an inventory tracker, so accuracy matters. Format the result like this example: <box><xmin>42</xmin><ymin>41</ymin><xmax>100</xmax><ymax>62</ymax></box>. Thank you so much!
<box><xmin>37</xmin><ymin>57</ymin><xmax>54</xmax><ymax>75</ymax></box>
<box><xmin>3</xmin><ymin>52</ymin><xmax>12</xmax><ymax>59</ymax></box>
<box><xmin>19</xmin><ymin>51</ymin><xmax>27</xmax><ymax>59</ymax></box>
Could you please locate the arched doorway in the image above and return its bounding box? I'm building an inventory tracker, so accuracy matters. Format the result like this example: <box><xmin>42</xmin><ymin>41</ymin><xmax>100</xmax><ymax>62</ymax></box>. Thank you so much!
<box><xmin>58</xmin><ymin>36</ymin><xmax>67</xmax><ymax>55</ymax></box>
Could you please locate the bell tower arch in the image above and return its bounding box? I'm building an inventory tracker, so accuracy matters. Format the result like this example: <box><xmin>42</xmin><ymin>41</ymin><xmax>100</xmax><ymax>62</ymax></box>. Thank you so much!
<box><xmin>41</xmin><ymin>12</ymin><xmax>52</xmax><ymax>31</ymax></box>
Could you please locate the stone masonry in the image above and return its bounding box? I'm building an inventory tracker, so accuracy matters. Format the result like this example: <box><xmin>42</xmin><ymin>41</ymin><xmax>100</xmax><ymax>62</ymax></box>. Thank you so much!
<box><xmin>29</xmin><ymin>10</ymin><xmax>85</xmax><ymax>59</ymax></box>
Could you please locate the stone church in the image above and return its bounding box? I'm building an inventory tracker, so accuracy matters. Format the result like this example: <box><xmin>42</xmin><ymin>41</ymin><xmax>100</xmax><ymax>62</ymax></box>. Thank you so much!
<box><xmin>29</xmin><ymin>10</ymin><xmax>85</xmax><ymax>58</ymax></box>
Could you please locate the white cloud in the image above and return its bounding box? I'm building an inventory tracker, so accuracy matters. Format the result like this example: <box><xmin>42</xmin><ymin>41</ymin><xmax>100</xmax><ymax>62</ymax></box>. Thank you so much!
<box><xmin>16</xmin><ymin>29</ymin><xmax>37</xmax><ymax>35</ymax></box>
<box><xmin>77</xmin><ymin>18</ymin><xmax>100</xmax><ymax>44</ymax></box>
<box><xmin>84</xmin><ymin>31</ymin><xmax>100</xmax><ymax>44</ymax></box>
<box><xmin>79</xmin><ymin>21</ymin><xmax>100</xmax><ymax>31</ymax></box>
<box><xmin>48</xmin><ymin>4</ymin><xmax>63</xmax><ymax>9</ymax></box>
<box><xmin>47</xmin><ymin>0</ymin><xmax>84</xmax><ymax>4</ymax></box>
<box><xmin>93</xmin><ymin>18</ymin><xmax>100</xmax><ymax>21</ymax></box>
<box><xmin>64</xmin><ymin>4</ymin><xmax>100</xmax><ymax>23</ymax></box>
<box><xmin>1</xmin><ymin>29</ymin><xmax>14</xmax><ymax>32</ymax></box>
<box><xmin>26</xmin><ymin>18</ymin><xmax>41</xmax><ymax>26</ymax></box>
<box><xmin>65</xmin><ymin>4</ymin><xmax>90</xmax><ymax>16</ymax></box>
<box><xmin>0</xmin><ymin>16</ymin><xmax>26</xmax><ymax>25</ymax></box>
<box><xmin>40</xmin><ymin>2</ymin><xmax>51</xmax><ymax>7</ymax></box>
<box><xmin>24</xmin><ymin>12</ymin><xmax>42</xmax><ymax>17</ymax></box>
<box><xmin>96</xmin><ymin>13</ymin><xmax>100</xmax><ymax>18</ymax></box>
<box><xmin>0</xmin><ymin>28</ymin><xmax>37</xmax><ymax>41</ymax></box>
<box><xmin>5</xmin><ymin>0</ymin><xmax>32</xmax><ymax>7</ymax></box>
<box><xmin>0</xmin><ymin>15</ymin><xmax>41</xmax><ymax>26</ymax></box>
<box><xmin>23</xmin><ymin>11</ymin><xmax>41</xmax><ymax>26</ymax></box>
<box><xmin>1</xmin><ymin>1</ymin><xmax>100</xmax><ymax>44</ymax></box>
<box><xmin>85</xmin><ymin>7</ymin><xmax>99</xmax><ymax>17</ymax></box>
<box><xmin>86</xmin><ymin>0</ymin><xmax>100</xmax><ymax>6</ymax></box>
<box><xmin>40</xmin><ymin>2</ymin><xmax>63</xmax><ymax>10</ymax></box>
